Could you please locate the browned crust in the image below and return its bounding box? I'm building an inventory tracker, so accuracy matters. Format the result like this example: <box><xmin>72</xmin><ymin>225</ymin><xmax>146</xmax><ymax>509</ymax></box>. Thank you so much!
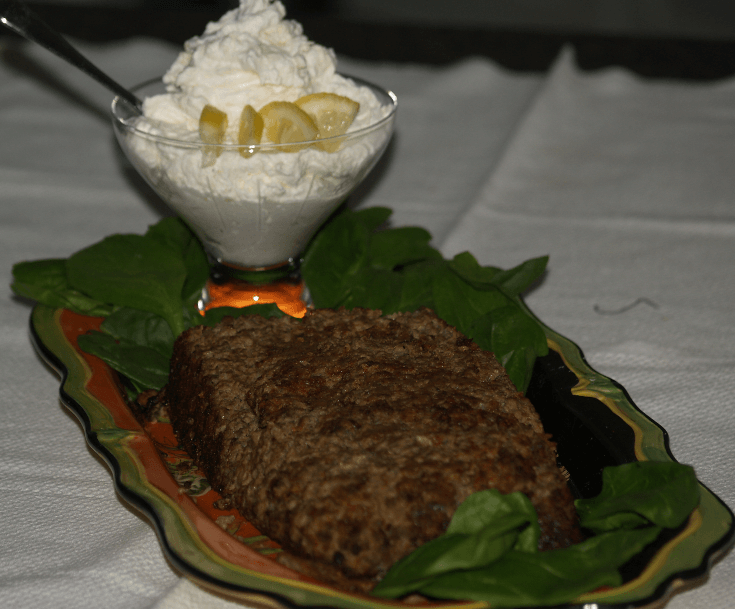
<box><xmin>161</xmin><ymin>307</ymin><xmax>581</xmax><ymax>589</ymax></box>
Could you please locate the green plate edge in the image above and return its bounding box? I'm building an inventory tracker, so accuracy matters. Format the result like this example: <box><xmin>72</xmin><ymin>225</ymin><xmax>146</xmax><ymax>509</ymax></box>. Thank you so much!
<box><xmin>29</xmin><ymin>303</ymin><xmax>734</xmax><ymax>609</ymax></box>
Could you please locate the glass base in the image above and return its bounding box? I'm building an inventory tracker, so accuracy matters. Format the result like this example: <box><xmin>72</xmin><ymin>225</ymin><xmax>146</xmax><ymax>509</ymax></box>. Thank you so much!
<box><xmin>200</xmin><ymin>259</ymin><xmax>308</xmax><ymax>318</ymax></box>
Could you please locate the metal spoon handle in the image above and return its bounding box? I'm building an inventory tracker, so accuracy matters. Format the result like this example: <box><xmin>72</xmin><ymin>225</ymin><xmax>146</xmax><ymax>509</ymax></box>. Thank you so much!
<box><xmin>0</xmin><ymin>0</ymin><xmax>143</xmax><ymax>112</ymax></box>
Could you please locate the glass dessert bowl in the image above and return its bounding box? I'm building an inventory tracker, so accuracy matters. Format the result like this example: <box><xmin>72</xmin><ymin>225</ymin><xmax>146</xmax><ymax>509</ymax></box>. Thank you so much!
<box><xmin>110</xmin><ymin>76</ymin><xmax>397</xmax><ymax>277</ymax></box>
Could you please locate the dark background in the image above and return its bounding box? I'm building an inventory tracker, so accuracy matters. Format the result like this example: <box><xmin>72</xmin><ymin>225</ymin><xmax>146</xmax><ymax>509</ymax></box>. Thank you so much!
<box><xmin>4</xmin><ymin>0</ymin><xmax>735</xmax><ymax>80</ymax></box>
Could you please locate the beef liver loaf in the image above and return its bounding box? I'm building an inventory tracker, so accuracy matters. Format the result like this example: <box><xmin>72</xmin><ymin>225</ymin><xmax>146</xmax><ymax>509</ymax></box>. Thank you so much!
<box><xmin>163</xmin><ymin>307</ymin><xmax>580</xmax><ymax>584</ymax></box>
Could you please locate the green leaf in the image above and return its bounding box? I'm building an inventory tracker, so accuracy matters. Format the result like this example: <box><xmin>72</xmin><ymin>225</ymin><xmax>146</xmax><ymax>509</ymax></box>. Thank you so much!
<box><xmin>11</xmin><ymin>259</ymin><xmax>113</xmax><ymax>316</ymax></box>
<box><xmin>352</xmin><ymin>206</ymin><xmax>393</xmax><ymax>231</ymax></box>
<box><xmin>300</xmin><ymin>207</ymin><xmax>549</xmax><ymax>392</ymax></box>
<box><xmin>489</xmin><ymin>256</ymin><xmax>549</xmax><ymax>299</ymax></box>
<box><xmin>77</xmin><ymin>331</ymin><xmax>170</xmax><ymax>391</ymax></box>
<box><xmin>202</xmin><ymin>303</ymin><xmax>285</xmax><ymax>326</ymax></box>
<box><xmin>369</xmin><ymin>227</ymin><xmax>441</xmax><ymax>271</ymax></box>
<box><xmin>66</xmin><ymin>234</ymin><xmax>189</xmax><ymax>336</ymax></box>
<box><xmin>431</xmin><ymin>266</ymin><xmax>510</xmax><ymax>334</ymax></box>
<box><xmin>144</xmin><ymin>216</ymin><xmax>191</xmax><ymax>250</ymax></box>
<box><xmin>432</xmin><ymin>264</ymin><xmax>544</xmax><ymax>392</ymax></box>
<box><xmin>374</xmin><ymin>524</ymin><xmax>521</xmax><ymax>599</ymax></box>
<box><xmin>576</xmin><ymin>461</ymin><xmax>700</xmax><ymax>533</ymax></box>
<box><xmin>392</xmin><ymin>260</ymin><xmax>440</xmax><ymax>313</ymax></box>
<box><xmin>145</xmin><ymin>217</ymin><xmax>210</xmax><ymax>303</ymax></box>
<box><xmin>182</xmin><ymin>303</ymin><xmax>206</xmax><ymax>329</ymax></box>
<box><xmin>448</xmin><ymin>253</ymin><xmax>548</xmax><ymax>298</ymax></box>
<box><xmin>100</xmin><ymin>307</ymin><xmax>175</xmax><ymax>360</ymax></box>
<box><xmin>374</xmin><ymin>461</ymin><xmax>698</xmax><ymax>606</ymax></box>
<box><xmin>448</xmin><ymin>252</ymin><xmax>503</xmax><ymax>288</ymax></box>
<box><xmin>215</xmin><ymin>265</ymin><xmax>295</xmax><ymax>286</ymax></box>
<box><xmin>418</xmin><ymin>526</ymin><xmax>662</xmax><ymax>607</ymax></box>
<box><xmin>501</xmin><ymin>346</ymin><xmax>541</xmax><ymax>395</ymax></box>
<box><xmin>468</xmin><ymin>305</ymin><xmax>549</xmax><ymax>392</ymax></box>
<box><xmin>340</xmin><ymin>267</ymin><xmax>404</xmax><ymax>312</ymax></box>
<box><xmin>447</xmin><ymin>490</ymin><xmax>540</xmax><ymax>552</ymax></box>
<box><xmin>374</xmin><ymin>490</ymin><xmax>540</xmax><ymax>599</ymax></box>
<box><xmin>301</xmin><ymin>210</ymin><xmax>373</xmax><ymax>308</ymax></box>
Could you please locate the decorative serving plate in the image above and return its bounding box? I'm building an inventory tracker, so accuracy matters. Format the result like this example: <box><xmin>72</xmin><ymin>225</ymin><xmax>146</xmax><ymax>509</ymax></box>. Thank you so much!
<box><xmin>29</xmin><ymin>304</ymin><xmax>734</xmax><ymax>609</ymax></box>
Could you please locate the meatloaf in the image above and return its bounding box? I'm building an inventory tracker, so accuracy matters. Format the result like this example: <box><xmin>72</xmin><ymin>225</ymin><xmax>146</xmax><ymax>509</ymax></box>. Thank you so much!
<box><xmin>161</xmin><ymin>307</ymin><xmax>580</xmax><ymax>589</ymax></box>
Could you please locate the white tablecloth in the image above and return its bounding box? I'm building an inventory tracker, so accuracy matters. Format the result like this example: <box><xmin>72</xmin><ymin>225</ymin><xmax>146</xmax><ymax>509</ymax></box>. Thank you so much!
<box><xmin>1</xmin><ymin>35</ymin><xmax>733</xmax><ymax>609</ymax></box>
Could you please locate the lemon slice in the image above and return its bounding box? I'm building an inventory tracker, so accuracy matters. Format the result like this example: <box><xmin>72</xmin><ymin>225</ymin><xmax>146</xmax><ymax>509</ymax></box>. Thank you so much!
<box><xmin>295</xmin><ymin>93</ymin><xmax>360</xmax><ymax>152</ymax></box>
<box><xmin>199</xmin><ymin>104</ymin><xmax>228</xmax><ymax>167</ymax></box>
<box><xmin>259</xmin><ymin>101</ymin><xmax>319</xmax><ymax>152</ymax></box>
<box><xmin>238</xmin><ymin>104</ymin><xmax>264</xmax><ymax>158</ymax></box>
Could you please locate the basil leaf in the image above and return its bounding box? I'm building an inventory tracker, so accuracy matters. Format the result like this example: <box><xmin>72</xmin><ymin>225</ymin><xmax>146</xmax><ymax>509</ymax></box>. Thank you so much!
<box><xmin>202</xmin><ymin>303</ymin><xmax>285</xmax><ymax>326</ymax></box>
<box><xmin>299</xmin><ymin>207</ymin><xmax>549</xmax><ymax>392</ymax></box>
<box><xmin>66</xmin><ymin>234</ymin><xmax>188</xmax><ymax>336</ymax></box>
<box><xmin>100</xmin><ymin>308</ymin><xmax>175</xmax><ymax>360</ymax></box>
<box><xmin>301</xmin><ymin>210</ymin><xmax>372</xmax><ymax>308</ymax></box>
<box><xmin>489</xmin><ymin>256</ymin><xmax>549</xmax><ymax>299</ymax></box>
<box><xmin>77</xmin><ymin>331</ymin><xmax>170</xmax><ymax>391</ymax></box>
<box><xmin>369</xmin><ymin>227</ymin><xmax>441</xmax><ymax>270</ymax></box>
<box><xmin>373</xmin><ymin>490</ymin><xmax>540</xmax><ymax>599</ymax></box>
<box><xmin>375</xmin><ymin>461</ymin><xmax>698</xmax><ymax>605</ymax></box>
<box><xmin>447</xmin><ymin>489</ymin><xmax>540</xmax><ymax>551</ymax></box>
<box><xmin>576</xmin><ymin>461</ymin><xmax>700</xmax><ymax>533</ymax></box>
<box><xmin>431</xmin><ymin>266</ymin><xmax>510</xmax><ymax>333</ymax></box>
<box><xmin>468</xmin><ymin>306</ymin><xmax>549</xmax><ymax>392</ymax></box>
<box><xmin>448</xmin><ymin>253</ymin><xmax>548</xmax><ymax>297</ymax></box>
<box><xmin>448</xmin><ymin>252</ymin><xmax>503</xmax><ymax>288</ymax></box>
<box><xmin>500</xmin><ymin>347</ymin><xmax>540</xmax><ymax>396</ymax></box>
<box><xmin>182</xmin><ymin>303</ymin><xmax>206</xmax><ymax>329</ymax></box>
<box><xmin>340</xmin><ymin>268</ymin><xmax>404</xmax><ymax>311</ymax></box>
<box><xmin>11</xmin><ymin>259</ymin><xmax>113</xmax><ymax>316</ymax></box>
<box><xmin>145</xmin><ymin>217</ymin><xmax>210</xmax><ymax>303</ymax></box>
<box><xmin>418</xmin><ymin>526</ymin><xmax>662</xmax><ymax>606</ymax></box>
<box><xmin>432</xmin><ymin>265</ymin><xmax>546</xmax><ymax>391</ymax></box>
<box><xmin>374</xmin><ymin>521</ymin><xmax>522</xmax><ymax>599</ymax></box>
<box><xmin>393</xmin><ymin>260</ymin><xmax>440</xmax><ymax>313</ymax></box>
<box><xmin>352</xmin><ymin>206</ymin><xmax>392</xmax><ymax>231</ymax></box>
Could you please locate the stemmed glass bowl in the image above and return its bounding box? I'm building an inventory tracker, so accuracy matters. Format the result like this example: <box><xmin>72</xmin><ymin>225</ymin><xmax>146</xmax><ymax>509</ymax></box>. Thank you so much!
<box><xmin>110</xmin><ymin>76</ymin><xmax>397</xmax><ymax>280</ymax></box>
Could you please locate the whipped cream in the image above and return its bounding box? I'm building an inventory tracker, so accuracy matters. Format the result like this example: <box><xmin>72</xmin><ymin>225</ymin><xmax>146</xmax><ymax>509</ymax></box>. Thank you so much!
<box><xmin>124</xmin><ymin>0</ymin><xmax>394</xmax><ymax>269</ymax></box>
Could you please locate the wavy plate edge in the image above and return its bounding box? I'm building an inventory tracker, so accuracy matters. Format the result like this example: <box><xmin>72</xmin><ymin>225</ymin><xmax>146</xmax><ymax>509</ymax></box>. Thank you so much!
<box><xmin>29</xmin><ymin>304</ymin><xmax>735</xmax><ymax>609</ymax></box>
<box><xmin>523</xmin><ymin>303</ymin><xmax>735</xmax><ymax>607</ymax></box>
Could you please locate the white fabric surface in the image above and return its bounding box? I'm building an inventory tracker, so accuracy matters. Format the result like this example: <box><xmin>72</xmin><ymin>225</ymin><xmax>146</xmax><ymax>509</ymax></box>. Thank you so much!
<box><xmin>0</xmin><ymin>34</ymin><xmax>733</xmax><ymax>609</ymax></box>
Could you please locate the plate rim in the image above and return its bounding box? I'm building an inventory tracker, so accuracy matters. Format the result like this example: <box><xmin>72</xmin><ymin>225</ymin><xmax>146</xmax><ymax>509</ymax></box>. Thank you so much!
<box><xmin>28</xmin><ymin>303</ymin><xmax>735</xmax><ymax>609</ymax></box>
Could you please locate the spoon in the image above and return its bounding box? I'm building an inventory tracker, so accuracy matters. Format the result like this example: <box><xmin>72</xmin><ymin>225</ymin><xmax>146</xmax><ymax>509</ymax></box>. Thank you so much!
<box><xmin>0</xmin><ymin>0</ymin><xmax>143</xmax><ymax>112</ymax></box>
